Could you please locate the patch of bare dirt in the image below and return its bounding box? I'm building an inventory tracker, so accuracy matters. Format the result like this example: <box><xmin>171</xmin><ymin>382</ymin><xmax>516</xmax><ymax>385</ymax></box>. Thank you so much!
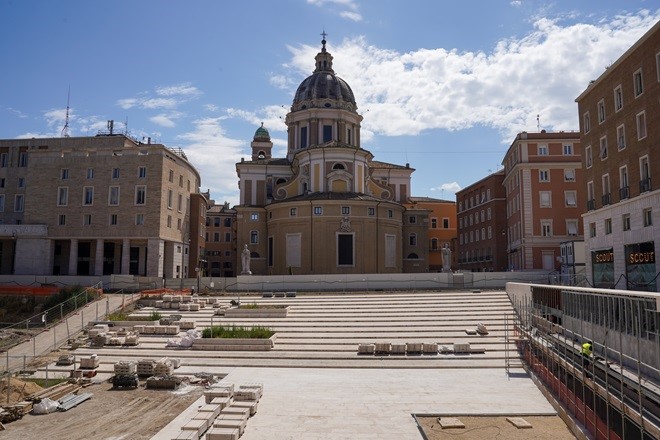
<box><xmin>0</xmin><ymin>377</ymin><xmax>44</xmax><ymax>405</ymax></box>
<box><xmin>416</xmin><ymin>415</ymin><xmax>577</xmax><ymax>440</ymax></box>
<box><xmin>1</xmin><ymin>381</ymin><xmax>204</xmax><ymax>440</ymax></box>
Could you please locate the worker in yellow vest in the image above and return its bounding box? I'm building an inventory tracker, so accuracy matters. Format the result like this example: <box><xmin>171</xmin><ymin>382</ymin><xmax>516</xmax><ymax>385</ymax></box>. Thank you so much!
<box><xmin>581</xmin><ymin>340</ymin><xmax>593</xmax><ymax>369</ymax></box>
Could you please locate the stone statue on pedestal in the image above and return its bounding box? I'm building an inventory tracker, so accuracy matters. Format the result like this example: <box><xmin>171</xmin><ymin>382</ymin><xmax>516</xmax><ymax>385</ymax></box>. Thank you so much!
<box><xmin>241</xmin><ymin>244</ymin><xmax>252</xmax><ymax>275</ymax></box>
<box><xmin>441</xmin><ymin>244</ymin><xmax>452</xmax><ymax>273</ymax></box>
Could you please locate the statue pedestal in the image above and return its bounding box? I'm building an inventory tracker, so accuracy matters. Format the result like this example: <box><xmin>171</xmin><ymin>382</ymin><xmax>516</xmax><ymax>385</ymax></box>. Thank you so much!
<box><xmin>241</xmin><ymin>270</ymin><xmax>252</xmax><ymax>275</ymax></box>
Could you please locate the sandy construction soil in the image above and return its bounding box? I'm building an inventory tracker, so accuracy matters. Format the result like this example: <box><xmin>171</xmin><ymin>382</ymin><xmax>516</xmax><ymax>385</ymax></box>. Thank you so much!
<box><xmin>416</xmin><ymin>415</ymin><xmax>577</xmax><ymax>439</ymax></box>
<box><xmin>1</xmin><ymin>381</ymin><xmax>205</xmax><ymax>440</ymax></box>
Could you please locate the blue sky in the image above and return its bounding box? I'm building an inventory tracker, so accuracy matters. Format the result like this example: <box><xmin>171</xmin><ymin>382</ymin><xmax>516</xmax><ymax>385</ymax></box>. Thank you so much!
<box><xmin>1</xmin><ymin>1</ymin><xmax>658</xmax><ymax>205</ymax></box>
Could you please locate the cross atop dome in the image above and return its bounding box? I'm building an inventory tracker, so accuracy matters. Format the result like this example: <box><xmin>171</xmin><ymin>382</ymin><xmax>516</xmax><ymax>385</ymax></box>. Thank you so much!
<box><xmin>321</xmin><ymin>30</ymin><xmax>328</xmax><ymax>52</ymax></box>
<box><xmin>314</xmin><ymin>31</ymin><xmax>333</xmax><ymax>73</ymax></box>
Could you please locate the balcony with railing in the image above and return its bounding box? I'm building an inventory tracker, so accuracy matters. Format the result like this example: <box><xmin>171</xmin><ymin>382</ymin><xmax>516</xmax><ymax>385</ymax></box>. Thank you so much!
<box><xmin>601</xmin><ymin>193</ymin><xmax>611</xmax><ymax>206</ymax></box>
<box><xmin>587</xmin><ymin>199</ymin><xmax>596</xmax><ymax>211</ymax></box>
<box><xmin>640</xmin><ymin>178</ymin><xmax>652</xmax><ymax>193</ymax></box>
<box><xmin>618</xmin><ymin>186</ymin><xmax>629</xmax><ymax>200</ymax></box>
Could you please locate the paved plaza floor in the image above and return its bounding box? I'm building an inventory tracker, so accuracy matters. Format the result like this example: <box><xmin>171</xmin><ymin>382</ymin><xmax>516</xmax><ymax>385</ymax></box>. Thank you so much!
<box><xmin>153</xmin><ymin>367</ymin><xmax>557</xmax><ymax>440</ymax></box>
<box><xmin>22</xmin><ymin>290</ymin><xmax>564</xmax><ymax>439</ymax></box>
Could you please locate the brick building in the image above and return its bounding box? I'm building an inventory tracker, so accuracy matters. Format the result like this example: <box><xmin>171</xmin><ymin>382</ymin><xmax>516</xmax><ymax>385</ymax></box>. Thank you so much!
<box><xmin>576</xmin><ymin>21</ymin><xmax>659</xmax><ymax>291</ymax></box>
<box><xmin>456</xmin><ymin>170</ymin><xmax>507</xmax><ymax>272</ymax></box>
<box><xmin>502</xmin><ymin>131</ymin><xmax>584</xmax><ymax>271</ymax></box>
<box><xmin>204</xmin><ymin>199</ymin><xmax>237</xmax><ymax>277</ymax></box>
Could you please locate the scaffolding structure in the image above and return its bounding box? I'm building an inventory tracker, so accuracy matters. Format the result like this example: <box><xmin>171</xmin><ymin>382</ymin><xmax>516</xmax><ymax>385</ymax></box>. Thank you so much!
<box><xmin>507</xmin><ymin>283</ymin><xmax>659</xmax><ymax>440</ymax></box>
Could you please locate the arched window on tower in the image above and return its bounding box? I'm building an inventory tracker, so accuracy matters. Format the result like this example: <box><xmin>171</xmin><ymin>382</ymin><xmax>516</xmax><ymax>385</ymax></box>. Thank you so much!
<box><xmin>333</xmin><ymin>163</ymin><xmax>345</xmax><ymax>170</ymax></box>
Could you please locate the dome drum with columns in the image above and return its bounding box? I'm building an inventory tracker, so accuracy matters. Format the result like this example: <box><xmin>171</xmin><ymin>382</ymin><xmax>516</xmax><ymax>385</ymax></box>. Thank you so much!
<box><xmin>235</xmin><ymin>36</ymin><xmax>428</xmax><ymax>275</ymax></box>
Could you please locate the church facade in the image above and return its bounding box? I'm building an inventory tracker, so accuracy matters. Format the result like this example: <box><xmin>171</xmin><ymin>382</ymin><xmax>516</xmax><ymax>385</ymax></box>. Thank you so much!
<box><xmin>235</xmin><ymin>37</ymin><xmax>428</xmax><ymax>275</ymax></box>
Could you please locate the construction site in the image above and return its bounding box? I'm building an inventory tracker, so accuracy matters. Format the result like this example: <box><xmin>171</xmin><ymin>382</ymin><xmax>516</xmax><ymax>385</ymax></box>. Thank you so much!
<box><xmin>0</xmin><ymin>283</ymin><xmax>657</xmax><ymax>440</ymax></box>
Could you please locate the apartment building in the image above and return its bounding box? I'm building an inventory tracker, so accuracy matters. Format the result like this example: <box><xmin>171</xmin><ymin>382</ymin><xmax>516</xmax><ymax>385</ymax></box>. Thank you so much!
<box><xmin>502</xmin><ymin>131</ymin><xmax>584</xmax><ymax>271</ymax></box>
<box><xmin>204</xmin><ymin>199</ymin><xmax>237</xmax><ymax>277</ymax></box>
<box><xmin>407</xmin><ymin>197</ymin><xmax>456</xmax><ymax>272</ymax></box>
<box><xmin>576</xmin><ymin>21</ymin><xmax>659</xmax><ymax>291</ymax></box>
<box><xmin>456</xmin><ymin>170</ymin><xmax>507</xmax><ymax>272</ymax></box>
<box><xmin>0</xmin><ymin>133</ymin><xmax>203</xmax><ymax>278</ymax></box>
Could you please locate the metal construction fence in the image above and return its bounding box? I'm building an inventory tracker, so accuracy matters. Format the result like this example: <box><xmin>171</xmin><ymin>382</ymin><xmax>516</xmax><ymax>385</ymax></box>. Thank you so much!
<box><xmin>1</xmin><ymin>288</ymin><xmax>139</xmax><ymax>375</ymax></box>
<box><xmin>0</xmin><ymin>283</ymin><xmax>103</xmax><ymax>352</ymax></box>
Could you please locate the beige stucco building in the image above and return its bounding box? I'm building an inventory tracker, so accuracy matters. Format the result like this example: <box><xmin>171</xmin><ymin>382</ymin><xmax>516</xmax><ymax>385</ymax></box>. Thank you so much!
<box><xmin>234</xmin><ymin>38</ymin><xmax>426</xmax><ymax>275</ymax></box>
<box><xmin>0</xmin><ymin>133</ymin><xmax>204</xmax><ymax>278</ymax></box>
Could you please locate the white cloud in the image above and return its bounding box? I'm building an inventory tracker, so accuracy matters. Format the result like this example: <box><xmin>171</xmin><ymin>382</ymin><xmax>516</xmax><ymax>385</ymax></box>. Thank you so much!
<box><xmin>141</xmin><ymin>98</ymin><xmax>178</xmax><ymax>109</ymax></box>
<box><xmin>431</xmin><ymin>182</ymin><xmax>462</xmax><ymax>195</ymax></box>
<box><xmin>76</xmin><ymin>115</ymin><xmax>108</xmax><ymax>135</ymax></box>
<box><xmin>307</xmin><ymin>0</ymin><xmax>362</xmax><ymax>22</ymax></box>
<box><xmin>510</xmin><ymin>1</ymin><xmax>522</xmax><ymax>6</ymax></box>
<box><xmin>4</xmin><ymin>107</ymin><xmax>27</xmax><ymax>118</ymax></box>
<box><xmin>117</xmin><ymin>82</ymin><xmax>200</xmax><ymax>111</ymax></box>
<box><xmin>44</xmin><ymin>108</ymin><xmax>68</xmax><ymax>128</ymax></box>
<box><xmin>205</xmin><ymin>104</ymin><xmax>219</xmax><ymax>112</ymax></box>
<box><xmin>226</xmin><ymin>105</ymin><xmax>288</xmax><ymax>134</ymax></box>
<box><xmin>156</xmin><ymin>83</ymin><xmax>201</xmax><ymax>97</ymax></box>
<box><xmin>340</xmin><ymin>11</ymin><xmax>362</xmax><ymax>22</ymax></box>
<box><xmin>269</xmin><ymin>74</ymin><xmax>293</xmax><ymax>90</ymax></box>
<box><xmin>285</xmin><ymin>10</ymin><xmax>659</xmax><ymax>143</ymax></box>
<box><xmin>150</xmin><ymin>113</ymin><xmax>180</xmax><ymax>127</ymax></box>
<box><xmin>117</xmin><ymin>98</ymin><xmax>138</xmax><ymax>109</ymax></box>
<box><xmin>178</xmin><ymin>117</ymin><xmax>246</xmax><ymax>205</ymax></box>
<box><xmin>16</xmin><ymin>131</ymin><xmax>59</xmax><ymax>139</ymax></box>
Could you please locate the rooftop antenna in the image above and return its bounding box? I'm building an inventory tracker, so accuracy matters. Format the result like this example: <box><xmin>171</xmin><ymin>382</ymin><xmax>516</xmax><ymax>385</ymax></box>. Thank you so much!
<box><xmin>536</xmin><ymin>114</ymin><xmax>540</xmax><ymax>132</ymax></box>
<box><xmin>124</xmin><ymin>116</ymin><xmax>128</xmax><ymax>135</ymax></box>
<box><xmin>61</xmin><ymin>86</ymin><xmax>71</xmax><ymax>137</ymax></box>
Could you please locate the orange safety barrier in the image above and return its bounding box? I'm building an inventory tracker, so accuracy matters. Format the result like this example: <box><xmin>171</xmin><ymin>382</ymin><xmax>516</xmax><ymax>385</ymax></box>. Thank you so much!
<box><xmin>0</xmin><ymin>286</ymin><xmax>59</xmax><ymax>296</ymax></box>
<box><xmin>140</xmin><ymin>288</ymin><xmax>192</xmax><ymax>296</ymax></box>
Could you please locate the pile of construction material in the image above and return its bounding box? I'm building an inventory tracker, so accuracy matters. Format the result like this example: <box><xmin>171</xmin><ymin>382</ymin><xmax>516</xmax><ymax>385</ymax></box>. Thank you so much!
<box><xmin>133</xmin><ymin>324</ymin><xmax>180</xmax><ymax>335</ymax></box>
<box><xmin>177</xmin><ymin>320</ymin><xmax>196</xmax><ymax>330</ymax></box>
<box><xmin>0</xmin><ymin>405</ymin><xmax>26</xmax><ymax>423</ymax></box>
<box><xmin>176</xmin><ymin>382</ymin><xmax>262</xmax><ymax>439</ymax></box>
<box><xmin>70</xmin><ymin>354</ymin><xmax>100</xmax><ymax>378</ymax></box>
<box><xmin>213</xmin><ymin>304</ymin><xmax>232</xmax><ymax>316</ymax></box>
<box><xmin>146</xmin><ymin>375</ymin><xmax>181</xmax><ymax>390</ymax></box>
<box><xmin>358</xmin><ymin>342</ymin><xmax>438</xmax><ymax>355</ymax></box>
<box><xmin>154</xmin><ymin>294</ymin><xmax>229</xmax><ymax>313</ymax></box>
<box><xmin>136</xmin><ymin>357</ymin><xmax>180</xmax><ymax>379</ymax></box>
<box><xmin>114</xmin><ymin>361</ymin><xmax>137</xmax><ymax>375</ymax></box>
<box><xmin>88</xmin><ymin>324</ymin><xmax>140</xmax><ymax>347</ymax></box>
<box><xmin>167</xmin><ymin>329</ymin><xmax>202</xmax><ymax>348</ymax></box>
<box><xmin>79</xmin><ymin>354</ymin><xmax>100</xmax><ymax>369</ymax></box>
<box><xmin>358</xmin><ymin>341</ymin><xmax>487</xmax><ymax>356</ymax></box>
<box><xmin>439</xmin><ymin>343</ymin><xmax>486</xmax><ymax>354</ymax></box>
<box><xmin>112</xmin><ymin>361</ymin><xmax>139</xmax><ymax>388</ymax></box>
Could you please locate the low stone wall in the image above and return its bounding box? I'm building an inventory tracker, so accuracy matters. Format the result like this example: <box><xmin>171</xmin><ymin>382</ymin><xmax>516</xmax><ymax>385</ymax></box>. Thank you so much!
<box><xmin>192</xmin><ymin>335</ymin><xmax>275</xmax><ymax>351</ymax></box>
<box><xmin>223</xmin><ymin>307</ymin><xmax>289</xmax><ymax>318</ymax></box>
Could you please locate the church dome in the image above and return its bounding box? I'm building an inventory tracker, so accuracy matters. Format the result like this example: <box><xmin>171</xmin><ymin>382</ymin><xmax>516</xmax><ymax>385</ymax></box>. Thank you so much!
<box><xmin>253</xmin><ymin>122</ymin><xmax>270</xmax><ymax>141</ymax></box>
<box><xmin>291</xmin><ymin>37</ymin><xmax>357</xmax><ymax>112</ymax></box>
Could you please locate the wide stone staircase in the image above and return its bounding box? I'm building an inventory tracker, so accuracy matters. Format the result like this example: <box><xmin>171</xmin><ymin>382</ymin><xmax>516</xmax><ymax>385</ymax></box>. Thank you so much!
<box><xmin>67</xmin><ymin>290</ymin><xmax>521</xmax><ymax>373</ymax></box>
